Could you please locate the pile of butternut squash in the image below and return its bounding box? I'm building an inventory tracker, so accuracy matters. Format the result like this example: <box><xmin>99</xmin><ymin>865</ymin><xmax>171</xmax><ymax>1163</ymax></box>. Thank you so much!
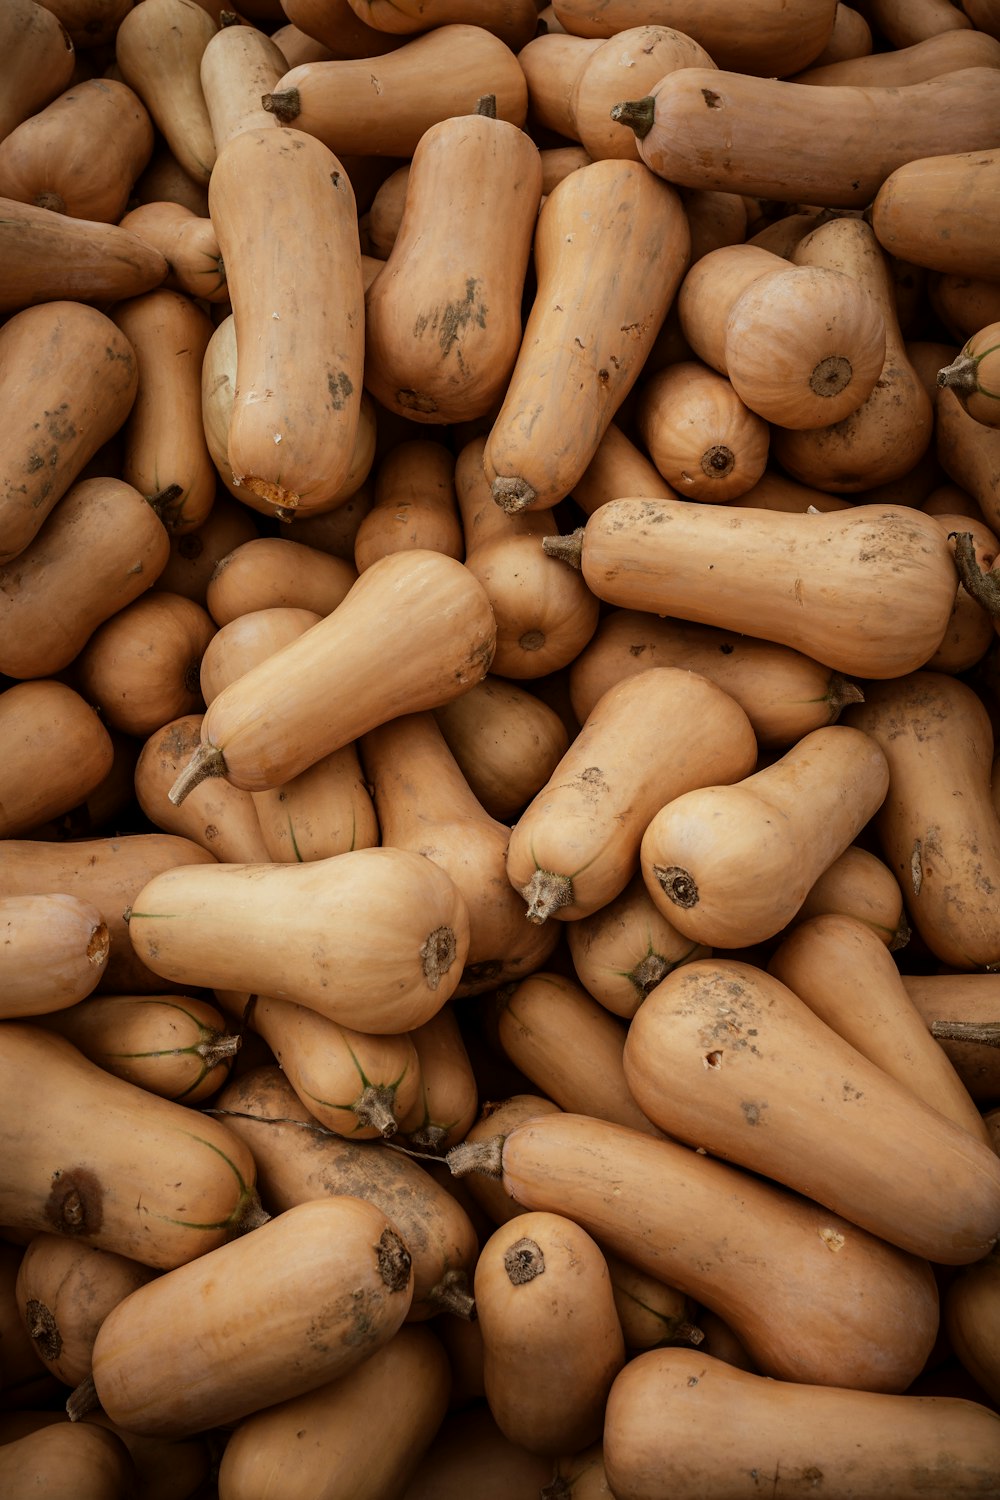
<box><xmin>3</xmin><ymin>0</ymin><xmax>1000</xmax><ymax>1494</ymax></box>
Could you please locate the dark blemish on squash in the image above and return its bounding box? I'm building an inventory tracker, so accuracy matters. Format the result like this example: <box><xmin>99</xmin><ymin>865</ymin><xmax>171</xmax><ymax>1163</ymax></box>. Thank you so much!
<box><xmin>720</xmin><ymin>642</ymin><xmax>734</xmax><ymax>654</ymax></box>
<box><xmin>25</xmin><ymin>1300</ymin><xmax>62</xmax><ymax>1362</ymax></box>
<box><xmin>740</xmin><ymin>1100</ymin><xmax>764</xmax><ymax>1125</ymax></box>
<box><xmin>376</xmin><ymin>1225</ymin><xmax>411</xmax><ymax>1291</ymax></box>
<box><xmin>702</xmin><ymin>89</ymin><xmax>722</xmax><ymax>107</ymax></box>
<box><xmin>704</xmin><ymin>1050</ymin><xmax>723</xmax><ymax>1069</ymax></box>
<box><xmin>45</xmin><ymin>1167</ymin><xmax>104</xmax><ymax>1238</ymax></box>
<box><xmin>504</xmin><ymin>1236</ymin><xmax>544</xmax><ymax>1285</ymax></box>
<box><xmin>327</xmin><ymin>371</ymin><xmax>354</xmax><ymax>410</ymax></box>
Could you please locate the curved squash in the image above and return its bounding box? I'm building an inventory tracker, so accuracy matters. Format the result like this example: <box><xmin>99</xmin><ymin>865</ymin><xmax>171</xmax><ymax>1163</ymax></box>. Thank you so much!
<box><xmin>0</xmin><ymin>0</ymin><xmax>75</xmax><ymax>145</ymax></box>
<box><xmin>135</xmin><ymin>714</ymin><xmax>271</xmax><ymax>865</ymax></box>
<box><xmin>0</xmin><ymin>197</ymin><xmax>168</xmax><ymax>315</ymax></box>
<box><xmin>117</xmin><ymin>200</ymin><xmax>226</xmax><ymax>305</ymax></box>
<box><xmin>343</xmin><ymin>0</ymin><xmax>537</xmax><ymax>48</ymax></box>
<box><xmin>199</xmin><ymin>20</ymin><xmax>286</xmax><ymax>149</ymax></box>
<box><xmin>871</xmin><ymin>149</ymin><xmax>1000</xmax><ymax>280</ymax></box>
<box><xmin>0</xmin><ymin>895</ymin><xmax>109</xmax><ymax>1019</ymax></box>
<box><xmin>568</xmin><ymin>25</ymin><xmax>716</xmax><ymax>162</ymax></box>
<box><xmin>0</xmin><ymin>1423</ymin><xmax>136</xmax><ymax>1500</ymax></box>
<box><xmin>938</xmin><ymin>320</ymin><xmax>1000</xmax><ymax>429</ymax></box>
<box><xmin>205</xmin><ymin>537</ymin><xmax>357</xmax><ymax>625</ymax></box>
<box><xmin>353</xmin><ymin>439</ymin><xmax>462</xmax><ymax>572</ymax></box>
<box><xmin>398</xmin><ymin>1004</ymin><xmax>479</xmax><ymax>1153</ymax></box>
<box><xmin>793</xmin><ymin>25</ymin><xmax>1000</xmax><ymax>84</ymax></box>
<box><xmin>114</xmin><ymin>0</ymin><xmax>217</xmax><ymax>187</ymax></box>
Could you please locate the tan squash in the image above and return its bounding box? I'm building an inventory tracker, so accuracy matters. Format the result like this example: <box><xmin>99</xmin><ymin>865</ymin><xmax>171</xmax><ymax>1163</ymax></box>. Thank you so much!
<box><xmin>39</xmin><ymin>992</ymin><xmax>240</xmax><ymax>1104</ymax></box>
<box><xmin>432</xmin><ymin>675</ymin><xmax>571</xmax><ymax>822</ymax></box>
<box><xmin>135</xmin><ymin>714</ymin><xmax>270</xmax><ymax>864</ymax></box>
<box><xmin>213</xmin><ymin>1062</ymin><xmax>480</xmax><ymax>1320</ymax></box>
<box><xmin>902</xmin><ymin>973</ymin><xmax>1000</xmax><ymax>1107</ymax></box>
<box><xmin>80</xmin><ymin>1196</ymin><xmax>413</xmax><ymax>1438</ymax></box>
<box><xmin>0</xmin><ymin>300</ymin><xmax>138</xmax><ymax>565</ymax></box>
<box><xmin>505</xmin><ymin>666</ymin><xmax>757</xmax><ymax>925</ymax></box>
<box><xmin>864</xmin><ymin>0</ymin><xmax>973</xmax><ymax>47</ymax></box>
<box><xmin>363</xmin><ymin>162</ymin><xmax>410</xmax><ymax>259</ymax></box>
<box><xmin>565</xmin><ymin>873</ymin><xmax>709</xmax><ymax>1020</ymax></box>
<box><xmin>639</xmin><ymin>724</ymin><xmax>889</xmax><ymax>949</ymax></box>
<box><xmin>15</xmin><ymin>1234</ymin><xmax>156</xmax><ymax>1389</ymax></box>
<box><xmin>871</xmin><ymin>149</ymin><xmax>1000</xmax><ymax>280</ymax></box>
<box><xmin>676</xmin><ymin>242</ymin><xmax>798</xmax><ymax>374</ymax></box>
<box><xmin>845</xmin><ymin>671</ymin><xmax>1000</xmax><ymax>969</ymax></box>
<box><xmin>360</xmin><ymin>712</ymin><xmax>558</xmax><ymax>996</ymax></box>
<box><xmin>343</xmin><ymin>0</ymin><xmax>537</xmax><ymax>48</ymax></box>
<box><xmin>787</xmin><ymin>843</ymin><xmax>907</xmax><ymax>949</ymax></box>
<box><xmin>244</xmin><ymin>992</ymin><xmax>422</xmax><ymax>1138</ymax></box>
<box><xmin>793</xmin><ymin>24</ymin><xmax>1000</xmax><ymax>84</ymax></box>
<box><xmin>483</xmin><ymin>157</ymin><xmax>690</xmax><ymax>514</ymax></box>
<box><xmin>768</xmin><ymin>913</ymin><xmax>991</xmax><ymax>1144</ymax></box>
<box><xmin>0</xmin><ymin>680</ymin><xmax>115</xmax><ymax>839</ymax></box>
<box><xmin>205</xmin><ymin>537</ymin><xmax>357</xmax><ymax>625</ymax></box>
<box><xmin>611</xmin><ymin>66</ymin><xmax>1000</xmax><ymax>209</ymax></box>
<box><xmin>0</xmin><ymin>1022</ymin><xmax>262</xmax><ymax>1269</ymax></box>
<box><xmin>568</xmin><ymin>25</ymin><xmax>716</xmax><ymax>162</ymax></box>
<box><xmin>397</xmin><ymin>1005</ymin><xmax>479</xmax><ymax>1153</ymax></box>
<box><xmin>548</xmin><ymin>0</ymin><xmax>838</xmax><ymax>75</ymax></box>
<box><xmin>566</xmin><ymin>607</ymin><xmax>863</xmax><ymax>751</ymax></box>
<box><xmin>117</xmin><ymin>200</ymin><xmax>227</xmax><ymax>305</ymax></box>
<box><xmin>495</xmin><ymin>971</ymin><xmax>666</xmax><ymax>1138</ymax></box>
<box><xmin>0</xmin><ymin>1422</ymin><xmax>136</xmax><ymax>1500</ymax></box>
<box><xmin>199</xmin><ymin>19</ymin><xmax>286</xmax><ymax>148</ymax></box>
<box><xmin>111</xmin><ymin>289</ymin><xmax>216</xmax><ymax>535</ymax></box>
<box><xmin>74</xmin><ymin>591</ymin><xmax>217</xmax><ymax>740</ymax></box>
<box><xmin>624</xmin><ymin>957</ymin><xmax>1000</xmax><ymax>1263</ymax></box>
<box><xmin>635</xmin><ymin>359</ymin><xmax>770</xmax><ymax>501</ymax></box>
<box><xmin>353</xmin><ymin>440</ymin><xmax>463</xmax><ymax>572</ymax></box>
<box><xmin>0</xmin><ymin>0</ymin><xmax>75</xmax><ymax>146</ymax></box>
<box><xmin>275</xmin><ymin>0</ymin><xmax>402</xmax><ymax>57</ymax></box>
<box><xmin>0</xmin><ymin>197</ymin><xmax>168</xmax><ymax>315</ymax></box>
<box><xmin>446</xmin><ymin>1110</ymin><xmax>939</xmax><ymax>1392</ymax></box>
<box><xmin>474</xmin><ymin>1210</ymin><xmax>626</xmax><ymax>1454</ymax></box>
<box><xmin>0</xmin><ymin>78</ymin><xmax>152</xmax><ymax>222</ymax></box>
<box><xmin>519</xmin><ymin>32</ymin><xmax>600</xmax><ymax>141</ymax></box>
<box><xmin>0</xmin><ymin>476</ymin><xmax>170</xmax><ymax>681</ymax></box>
<box><xmin>0</xmin><ymin>834</ymin><xmax>217</xmax><ymax>996</ymax></box>
<box><xmin>216</xmin><ymin>1324</ymin><xmax>452</xmax><ymax>1500</ymax></box>
<box><xmin>126</xmin><ymin>845</ymin><xmax>471</xmax><ymax>1033</ymax></box>
<box><xmin>938</xmin><ymin>320</ymin><xmax>1000</xmax><ymax>429</ymax></box>
<box><xmin>603</xmin><ymin>1346</ymin><xmax>1000</xmax><ymax>1500</ymax></box>
<box><xmin>455</xmin><ymin>1095</ymin><xmax>563</xmax><ymax>1231</ymax></box>
<box><xmin>131</xmin><ymin>141</ymin><xmax>209</xmax><ymax>215</ymax></box>
<box><xmin>208</xmin><ymin>128</ymin><xmax>364</xmax><ymax>520</ymax></box>
<box><xmin>0</xmin><ymin>895</ymin><xmax>109</xmax><ymax>1019</ymax></box>
<box><xmin>770</xmin><ymin>213</ymin><xmax>934</xmax><ymax>492</ymax></box>
<box><xmin>540</xmin><ymin>144</ymin><xmax>594</xmax><ymax>194</ymax></box>
<box><xmin>262</xmin><ymin>25</ymin><xmax>529</xmax><ymax>154</ymax></box>
<box><xmin>573</xmin><ymin>497</ymin><xmax>957</xmax><ymax>679</ymax></box>
<box><xmin>167</xmin><ymin>548</ymin><xmax>495</xmax><ymax>801</ymax></box>
<box><xmin>364</xmin><ymin>108</ymin><xmax>542</xmax><ymax>426</ymax></box>
<box><xmin>114</xmin><ymin>0</ymin><xmax>217</xmax><ymax>187</ymax></box>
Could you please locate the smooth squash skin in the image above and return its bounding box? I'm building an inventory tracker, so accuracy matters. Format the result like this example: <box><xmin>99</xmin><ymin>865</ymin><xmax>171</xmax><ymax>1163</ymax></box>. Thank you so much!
<box><xmin>482</xmin><ymin>157</ymin><xmax>691</xmax><ymax>515</ymax></box>
<box><xmin>446</xmin><ymin>1111</ymin><xmax>940</xmax><ymax>1393</ymax></box>
<box><xmin>343</xmin><ymin>0</ymin><xmax>538</xmax><ymax>48</ymax></box>
<box><xmin>634</xmin><ymin>359</ymin><xmax>770</xmax><ymax>501</ymax></box>
<box><xmin>871</xmin><ymin>149</ymin><xmax>1000</xmax><ymax>280</ymax></box>
<box><xmin>168</xmin><ymin>549</ymin><xmax>496</xmax><ymax>802</ymax></box>
<box><xmin>204</xmin><ymin>537</ymin><xmax>357</xmax><ymax>625</ymax></box>
<box><xmin>638</xmin><ymin>724</ymin><xmax>890</xmax><ymax>950</ymax></box>
<box><xmin>938</xmin><ymin>320</ymin><xmax>1000</xmax><ymax>429</ymax></box>
<box><xmin>945</xmin><ymin>1252</ymin><xmax>1000</xmax><ymax>1407</ymax></box>
<box><xmin>474</xmin><ymin>1210</ymin><xmax>627</xmax><ymax>1455</ymax></box>
<box><xmin>623</xmin><ymin>958</ymin><xmax>1000</xmax><ymax>1264</ymax></box>
<box><xmin>568</xmin><ymin>25</ymin><xmax>716</xmax><ymax>162</ymax></box>
<box><xmin>83</xmin><ymin>1197</ymin><xmax>414</xmax><ymax>1439</ymax></box>
<box><xmin>353</xmin><ymin>439</ymin><xmax>463</xmax><ymax>572</ymax></box>
<box><xmin>0</xmin><ymin>1022</ymin><xmax>262</xmax><ymax>1270</ymax></box>
<box><xmin>0</xmin><ymin>1422</ymin><xmax>136</xmax><ymax>1500</ymax></box>
<box><xmin>0</xmin><ymin>1</ymin><xmax>74</xmax><ymax>145</ymax></box>
<box><xmin>902</xmin><ymin>974</ymin><xmax>1000</xmax><ymax>1106</ymax></box>
<box><xmin>0</xmin><ymin>196</ymin><xmax>169</xmax><ymax>315</ymax></box>
<box><xmin>199</xmin><ymin>21</ymin><xmax>287</xmax><ymax>149</ymax></box>
<box><xmin>613</xmin><ymin>66</ymin><xmax>1000</xmax><ymax>209</ymax></box>
<box><xmin>794</xmin><ymin>26</ymin><xmax>1000</xmax><ymax>85</ymax></box>
<box><xmin>398</xmin><ymin>1005</ymin><xmax>479</xmax><ymax>1153</ymax></box>
<box><xmin>216</xmin><ymin>1324</ymin><xmax>452</xmax><ymax>1500</ymax></box>
<box><xmin>0</xmin><ymin>680</ymin><xmax>115</xmax><ymax>839</ymax></box>
<box><xmin>114</xmin><ymin>0</ymin><xmax>218</xmax><ymax>188</ymax></box>
<box><xmin>364</xmin><ymin>111</ymin><xmax>542</xmax><ymax>426</ymax></box>
<box><xmin>209</xmin><ymin>127</ymin><xmax>364</xmax><ymax>520</ymax></box>
<box><xmin>126</xmin><ymin>846</ymin><xmax>471</xmax><ymax>1034</ymax></box>
<box><xmin>117</xmin><ymin>200</ymin><xmax>227</xmax><ymax>305</ymax></box>
<box><xmin>844</xmin><ymin>671</ymin><xmax>1000</xmax><ymax>970</ymax></box>
<box><xmin>603</xmin><ymin>1347</ymin><xmax>1000</xmax><ymax>1500</ymax></box>
<box><xmin>0</xmin><ymin>895</ymin><xmax>109</xmax><ymax>1019</ymax></box>
<box><xmin>505</xmin><ymin>666</ymin><xmax>757</xmax><ymax>924</ymax></box>
<box><xmin>574</xmin><ymin>497</ymin><xmax>958</xmax><ymax>680</ymax></box>
<box><xmin>431</xmin><ymin>675</ymin><xmax>571</xmax><ymax>822</ymax></box>
<box><xmin>788</xmin><ymin>843</ymin><xmax>907</xmax><ymax>949</ymax></box>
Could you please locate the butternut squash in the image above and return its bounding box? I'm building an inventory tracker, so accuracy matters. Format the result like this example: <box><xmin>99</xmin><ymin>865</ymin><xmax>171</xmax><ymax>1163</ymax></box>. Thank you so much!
<box><xmin>0</xmin><ymin>895</ymin><xmax>109</xmax><ymax>1019</ymax></box>
<box><xmin>902</xmin><ymin>973</ymin><xmax>1000</xmax><ymax>1107</ymax></box>
<box><xmin>344</xmin><ymin>0</ymin><xmax>538</xmax><ymax>48</ymax></box>
<box><xmin>635</xmin><ymin>360</ymin><xmax>770</xmax><ymax>501</ymax></box>
<box><xmin>135</xmin><ymin>714</ymin><xmax>272</xmax><ymax>864</ymax></box>
<box><xmin>935</xmin><ymin>382</ymin><xmax>1000</xmax><ymax>531</ymax></box>
<box><xmin>213</xmin><ymin>1062</ymin><xmax>480</xmax><ymax>1320</ymax></box>
<box><xmin>505</xmin><ymin>666</ymin><xmax>757</xmax><ymax>924</ymax></box>
<box><xmin>602</xmin><ymin>1346</ymin><xmax>1000</xmax><ymax>1500</ymax></box>
<box><xmin>432</xmin><ymin>675</ymin><xmax>571</xmax><ymax>821</ymax></box>
<box><xmin>0</xmin><ymin>680</ymin><xmax>115</xmax><ymax>839</ymax></box>
<box><xmin>794</xmin><ymin>24</ymin><xmax>1000</xmax><ymax>84</ymax></box>
<box><xmin>38</xmin><ymin>993</ymin><xmax>240</xmax><ymax>1104</ymax></box>
<box><xmin>205</xmin><ymin>537</ymin><xmax>357</xmax><ymax>625</ymax></box>
<box><xmin>0</xmin><ymin>78</ymin><xmax>153</xmax><ymax>222</ymax></box>
<box><xmin>0</xmin><ymin>1422</ymin><xmax>136</xmax><ymax>1500</ymax></box>
<box><xmin>519</xmin><ymin>32</ymin><xmax>600</xmax><ymax>141</ymax></box>
<box><xmin>126</xmin><ymin>845</ymin><xmax>471</xmax><ymax>1033</ymax></box>
<box><xmin>15</xmin><ymin>1233</ymin><xmax>156</xmax><ymax>1389</ymax></box>
<box><xmin>208</xmin><ymin>127</ymin><xmax>365</xmax><ymax>519</ymax></box>
<box><xmin>845</xmin><ymin>671</ymin><xmax>1000</xmax><ymax>970</ymax></box>
<box><xmin>199</xmin><ymin>19</ymin><xmax>286</xmax><ymax>148</ymax></box>
<box><xmin>865</xmin><ymin>0</ymin><xmax>973</xmax><ymax>47</ymax></box>
<box><xmin>398</xmin><ymin>1405</ymin><xmax>553</xmax><ymax>1500</ymax></box>
<box><xmin>363</xmin><ymin>108</ymin><xmax>542</xmax><ymax>426</ymax></box>
<box><xmin>0</xmin><ymin>476</ymin><xmax>170</xmax><ymax>681</ymax></box>
<box><xmin>611</xmin><ymin>66</ymin><xmax>1000</xmax><ymax>209</ymax></box>
<box><xmin>0</xmin><ymin>1022</ymin><xmax>262</xmax><ymax>1269</ymax></box>
<box><xmin>0</xmin><ymin>300</ymin><xmax>138</xmax><ymax>565</ymax></box>
<box><xmin>768</xmin><ymin>913</ymin><xmax>992</xmax><ymax>1146</ymax></box>
<box><xmin>40</xmin><ymin>0</ymin><xmax>133</xmax><ymax>50</ymax></box>
<box><xmin>924</xmin><ymin>511</ymin><xmax>998</xmax><ymax>674</ymax></box>
<box><xmin>262</xmin><ymin>25</ymin><xmax>529</xmax><ymax>154</ymax></box>
<box><xmin>573</xmin><ymin>497</ymin><xmax>957</xmax><ymax>680</ymax></box>
<box><xmin>117</xmin><ymin>200</ymin><xmax>227</xmax><ymax>305</ymax></box>
<box><xmin>930</xmin><ymin>272</ymin><xmax>1000</xmax><ymax>344</ymax></box>
<box><xmin>567</xmin><ymin>25</ymin><xmax>717</xmax><ymax>162</ymax></box>
<box><xmin>0</xmin><ymin>1</ymin><xmax>75</xmax><ymax>146</ymax></box>
<box><xmin>446</xmin><ymin>1110</ymin><xmax>940</xmax><ymax>1391</ymax></box>
<box><xmin>604</xmin><ymin>1251</ymin><xmax>702</xmax><ymax>1352</ymax></box>
<box><xmin>360</xmin><ymin>712</ymin><xmax>559</xmax><ymax>996</ymax></box>
<box><xmin>0</xmin><ymin>197</ymin><xmax>169</xmax><ymax>315</ymax></box>
<box><xmin>483</xmin><ymin>157</ymin><xmax>690</xmax><ymax>514</ymax></box>
<box><xmin>79</xmin><ymin>1196</ymin><xmax>413</xmax><ymax>1438</ymax></box>
<box><xmin>871</xmin><ymin>149</ymin><xmax>1000</xmax><ymax>280</ymax></box>
<box><xmin>114</xmin><ymin>0</ymin><xmax>217</xmax><ymax>187</ymax></box>
<box><xmin>566</xmin><ymin>608</ymin><xmax>864</xmax><ymax>751</ymax></box>
<box><xmin>216</xmin><ymin>1324</ymin><xmax>452</xmax><ymax>1500</ymax></box>
<box><xmin>789</xmin><ymin>843</ymin><xmax>907</xmax><ymax>949</ymax></box>
<box><xmin>353</xmin><ymin>439</ymin><xmax>462</xmax><ymax>572</ymax></box>
<box><xmin>938</xmin><ymin>320</ymin><xmax>1000</xmax><ymax>429</ymax></box>
<box><xmin>398</xmin><ymin>1004</ymin><xmax>479</xmax><ymax>1153</ymax></box>
<box><xmin>474</xmin><ymin>1210</ymin><xmax>626</xmax><ymax>1454</ymax></box>
<box><xmin>167</xmin><ymin>549</ymin><xmax>495</xmax><ymax>802</ymax></box>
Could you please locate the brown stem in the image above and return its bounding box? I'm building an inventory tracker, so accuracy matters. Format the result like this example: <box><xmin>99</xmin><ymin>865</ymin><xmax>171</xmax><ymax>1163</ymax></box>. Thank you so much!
<box><xmin>196</xmin><ymin>1032</ymin><xmax>242</xmax><ymax>1067</ymax></box>
<box><xmin>261</xmin><ymin>88</ymin><xmax>300</xmax><ymax>123</ymax></box>
<box><xmin>541</xmin><ymin>528</ymin><xmax>585</xmax><ymax>571</ymax></box>
<box><xmin>950</xmin><ymin>530</ymin><xmax>1000</xmax><ymax>617</ymax></box>
<box><xmin>229</xmin><ymin>1186</ymin><xmax>271</xmax><ymax>1236</ymax></box>
<box><xmin>167</xmin><ymin>742</ymin><xmax>227</xmax><ymax>806</ymax></box>
<box><xmin>827</xmin><ymin>674</ymin><xmax>865</xmax><ymax>713</ymax></box>
<box><xmin>66</xmin><ymin>1374</ymin><xmax>100</xmax><ymax>1422</ymax></box>
<box><xmin>609</xmin><ymin>96</ymin><xmax>656</xmax><ymax>139</ymax></box>
<box><xmin>475</xmin><ymin>93</ymin><xmax>497</xmax><ymax>118</ymax></box>
<box><xmin>353</xmin><ymin>1083</ymin><xmax>399</xmax><ymax>1139</ymax></box>
<box><xmin>930</xmin><ymin>1020</ymin><xmax>1000</xmax><ymax>1048</ymax></box>
<box><xmin>520</xmin><ymin>868</ymin><xmax>573</xmax><ymax>924</ymax></box>
<box><xmin>147</xmin><ymin>483</ymin><xmax>183</xmax><ymax>521</ymax></box>
<box><xmin>937</xmin><ymin>352</ymin><xmax>980</xmax><ymax>398</ymax></box>
<box><xmin>446</xmin><ymin>1134</ymin><xmax>504</xmax><ymax>1179</ymax></box>
<box><xmin>404</xmin><ymin>1120</ymin><xmax>449</xmax><ymax>1154</ymax></box>
<box><xmin>420</xmin><ymin>925</ymin><xmax>458</xmax><ymax>991</ymax></box>
<box><xmin>491</xmin><ymin>475</ymin><xmax>537</xmax><ymax>514</ymax></box>
<box><xmin>428</xmin><ymin>1267</ymin><xmax>477</xmax><ymax>1320</ymax></box>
